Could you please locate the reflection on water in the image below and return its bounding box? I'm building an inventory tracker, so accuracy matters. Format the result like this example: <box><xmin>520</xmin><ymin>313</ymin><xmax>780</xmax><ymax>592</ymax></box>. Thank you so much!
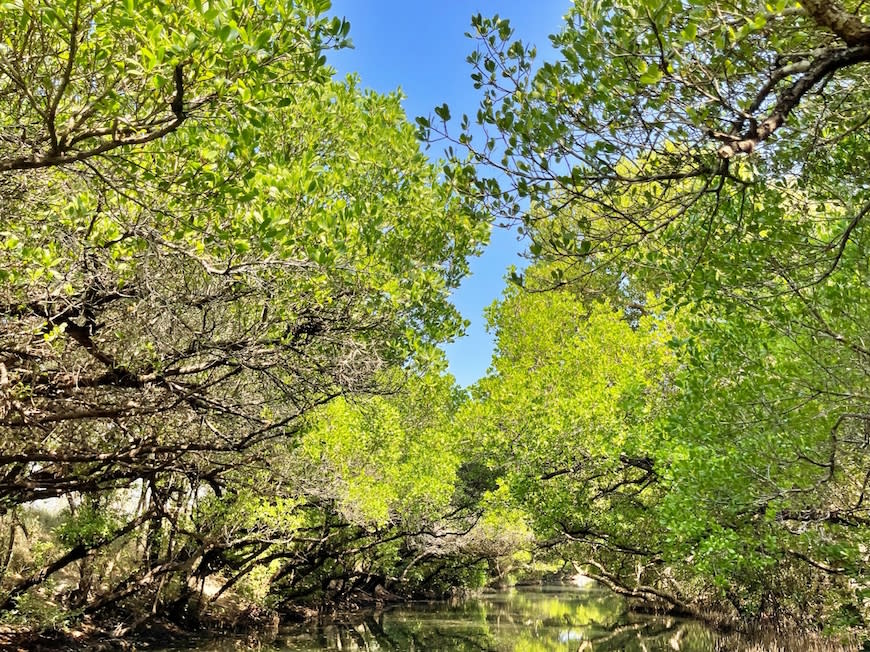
<box><xmin>178</xmin><ymin>585</ymin><xmax>858</xmax><ymax>651</ymax></box>
<box><xmin>274</xmin><ymin>585</ymin><xmax>717</xmax><ymax>651</ymax></box>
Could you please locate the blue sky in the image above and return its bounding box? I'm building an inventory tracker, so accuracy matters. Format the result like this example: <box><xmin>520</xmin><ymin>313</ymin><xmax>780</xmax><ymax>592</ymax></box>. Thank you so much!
<box><xmin>327</xmin><ymin>0</ymin><xmax>570</xmax><ymax>386</ymax></box>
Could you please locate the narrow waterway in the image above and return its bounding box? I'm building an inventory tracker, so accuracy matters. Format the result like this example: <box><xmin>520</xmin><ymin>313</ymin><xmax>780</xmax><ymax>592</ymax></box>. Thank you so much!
<box><xmin>175</xmin><ymin>583</ymin><xmax>858</xmax><ymax>651</ymax></box>
<box><xmin>280</xmin><ymin>584</ymin><xmax>709</xmax><ymax>651</ymax></box>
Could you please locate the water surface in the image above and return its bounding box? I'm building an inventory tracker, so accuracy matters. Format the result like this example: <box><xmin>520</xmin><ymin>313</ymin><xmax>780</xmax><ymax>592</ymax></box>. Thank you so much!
<box><xmin>275</xmin><ymin>585</ymin><xmax>717</xmax><ymax>651</ymax></box>
<box><xmin>187</xmin><ymin>585</ymin><xmax>856</xmax><ymax>651</ymax></box>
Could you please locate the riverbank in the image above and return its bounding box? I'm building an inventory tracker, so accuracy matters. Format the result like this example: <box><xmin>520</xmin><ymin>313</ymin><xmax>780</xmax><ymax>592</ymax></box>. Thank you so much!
<box><xmin>1</xmin><ymin>585</ymin><xmax>864</xmax><ymax>651</ymax></box>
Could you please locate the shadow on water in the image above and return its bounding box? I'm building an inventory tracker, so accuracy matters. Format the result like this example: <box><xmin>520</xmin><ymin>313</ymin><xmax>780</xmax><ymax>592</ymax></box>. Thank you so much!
<box><xmin>186</xmin><ymin>585</ymin><xmax>860</xmax><ymax>651</ymax></box>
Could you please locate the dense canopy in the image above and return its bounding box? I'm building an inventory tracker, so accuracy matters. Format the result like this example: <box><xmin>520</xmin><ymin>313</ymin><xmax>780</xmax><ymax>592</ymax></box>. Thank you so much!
<box><xmin>2</xmin><ymin>0</ymin><xmax>870</xmax><ymax>642</ymax></box>
<box><xmin>0</xmin><ymin>0</ymin><xmax>487</xmax><ymax>629</ymax></box>
<box><xmin>425</xmin><ymin>0</ymin><xmax>870</xmax><ymax>630</ymax></box>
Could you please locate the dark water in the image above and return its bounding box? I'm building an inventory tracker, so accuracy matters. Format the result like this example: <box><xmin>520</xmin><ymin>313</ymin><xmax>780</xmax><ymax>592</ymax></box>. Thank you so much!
<box><xmin>188</xmin><ymin>585</ymin><xmax>856</xmax><ymax>651</ymax></box>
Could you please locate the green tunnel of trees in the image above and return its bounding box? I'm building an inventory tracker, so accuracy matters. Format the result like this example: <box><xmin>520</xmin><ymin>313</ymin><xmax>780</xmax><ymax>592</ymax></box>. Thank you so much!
<box><xmin>1</xmin><ymin>0</ymin><xmax>870</xmax><ymax>639</ymax></box>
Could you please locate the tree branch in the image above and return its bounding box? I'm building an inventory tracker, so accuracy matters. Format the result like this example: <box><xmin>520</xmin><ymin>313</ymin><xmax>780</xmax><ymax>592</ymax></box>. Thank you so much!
<box><xmin>801</xmin><ymin>0</ymin><xmax>870</xmax><ymax>47</ymax></box>
<box><xmin>0</xmin><ymin>68</ymin><xmax>201</xmax><ymax>173</ymax></box>
<box><xmin>718</xmin><ymin>44</ymin><xmax>870</xmax><ymax>158</ymax></box>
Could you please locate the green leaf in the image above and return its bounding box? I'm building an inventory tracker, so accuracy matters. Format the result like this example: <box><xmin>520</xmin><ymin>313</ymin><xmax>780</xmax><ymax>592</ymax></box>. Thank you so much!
<box><xmin>639</xmin><ymin>63</ymin><xmax>662</xmax><ymax>85</ymax></box>
<box><xmin>434</xmin><ymin>103</ymin><xmax>451</xmax><ymax>121</ymax></box>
